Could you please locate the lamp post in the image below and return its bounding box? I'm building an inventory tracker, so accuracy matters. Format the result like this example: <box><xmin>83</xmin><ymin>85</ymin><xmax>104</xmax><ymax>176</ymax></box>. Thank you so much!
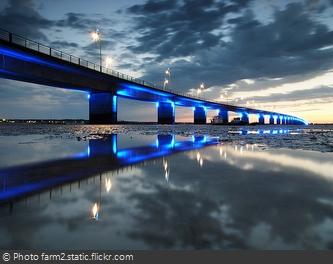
<box><xmin>197</xmin><ymin>82</ymin><xmax>204</xmax><ymax>96</ymax></box>
<box><xmin>91</xmin><ymin>28</ymin><xmax>102</xmax><ymax>72</ymax></box>
<box><xmin>163</xmin><ymin>68</ymin><xmax>171</xmax><ymax>89</ymax></box>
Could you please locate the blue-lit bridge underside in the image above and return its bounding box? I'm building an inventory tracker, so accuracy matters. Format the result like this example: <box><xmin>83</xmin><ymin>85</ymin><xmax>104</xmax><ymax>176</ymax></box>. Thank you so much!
<box><xmin>0</xmin><ymin>134</ymin><xmax>216</xmax><ymax>202</ymax></box>
<box><xmin>0</xmin><ymin>29</ymin><xmax>307</xmax><ymax>125</ymax></box>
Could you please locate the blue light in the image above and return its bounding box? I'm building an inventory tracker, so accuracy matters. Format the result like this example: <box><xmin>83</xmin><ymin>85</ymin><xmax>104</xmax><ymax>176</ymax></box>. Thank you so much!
<box><xmin>112</xmin><ymin>95</ymin><xmax>117</xmax><ymax>113</ymax></box>
<box><xmin>156</xmin><ymin>102</ymin><xmax>159</xmax><ymax>108</ymax></box>
<box><xmin>170</xmin><ymin>135</ymin><xmax>175</xmax><ymax>148</ymax></box>
<box><xmin>0</xmin><ymin>47</ymin><xmax>78</xmax><ymax>73</ymax></box>
<box><xmin>87</xmin><ymin>93</ymin><xmax>91</xmax><ymax>100</ymax></box>
<box><xmin>112</xmin><ymin>138</ymin><xmax>117</xmax><ymax>154</ymax></box>
<box><xmin>87</xmin><ymin>146</ymin><xmax>91</xmax><ymax>157</ymax></box>
<box><xmin>120</xmin><ymin>83</ymin><xmax>171</xmax><ymax>97</ymax></box>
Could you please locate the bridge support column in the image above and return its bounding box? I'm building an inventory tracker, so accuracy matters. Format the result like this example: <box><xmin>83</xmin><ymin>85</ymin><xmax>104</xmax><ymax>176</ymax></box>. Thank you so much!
<box><xmin>281</xmin><ymin>117</ymin><xmax>286</xmax><ymax>125</ymax></box>
<box><xmin>194</xmin><ymin>106</ymin><xmax>206</xmax><ymax>124</ymax></box>
<box><xmin>218</xmin><ymin>109</ymin><xmax>228</xmax><ymax>123</ymax></box>
<box><xmin>88</xmin><ymin>134</ymin><xmax>117</xmax><ymax>157</ymax></box>
<box><xmin>258</xmin><ymin>114</ymin><xmax>265</xmax><ymax>125</ymax></box>
<box><xmin>158</xmin><ymin>102</ymin><xmax>175</xmax><ymax>124</ymax></box>
<box><xmin>157</xmin><ymin>134</ymin><xmax>175</xmax><ymax>148</ymax></box>
<box><xmin>286</xmin><ymin>117</ymin><xmax>290</xmax><ymax>125</ymax></box>
<box><xmin>276</xmin><ymin>116</ymin><xmax>281</xmax><ymax>125</ymax></box>
<box><xmin>89</xmin><ymin>93</ymin><xmax>117</xmax><ymax>124</ymax></box>
<box><xmin>269</xmin><ymin>116</ymin><xmax>275</xmax><ymax>125</ymax></box>
<box><xmin>241</xmin><ymin>113</ymin><xmax>249</xmax><ymax>124</ymax></box>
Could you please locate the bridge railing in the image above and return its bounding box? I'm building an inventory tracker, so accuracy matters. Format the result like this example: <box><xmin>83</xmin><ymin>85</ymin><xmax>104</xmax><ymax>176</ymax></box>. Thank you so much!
<box><xmin>0</xmin><ymin>28</ymin><xmax>234</xmax><ymax>107</ymax></box>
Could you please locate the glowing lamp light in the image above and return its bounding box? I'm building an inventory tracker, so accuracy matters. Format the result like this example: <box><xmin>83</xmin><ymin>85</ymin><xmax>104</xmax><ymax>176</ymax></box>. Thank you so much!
<box><xmin>163</xmin><ymin>159</ymin><xmax>168</xmax><ymax>171</ymax></box>
<box><xmin>196</xmin><ymin>152</ymin><xmax>201</xmax><ymax>162</ymax></box>
<box><xmin>200</xmin><ymin>158</ymin><xmax>203</xmax><ymax>167</ymax></box>
<box><xmin>91</xmin><ymin>30</ymin><xmax>100</xmax><ymax>42</ymax></box>
<box><xmin>105</xmin><ymin>178</ymin><xmax>112</xmax><ymax>193</ymax></box>
<box><xmin>92</xmin><ymin>203</ymin><xmax>99</xmax><ymax>220</ymax></box>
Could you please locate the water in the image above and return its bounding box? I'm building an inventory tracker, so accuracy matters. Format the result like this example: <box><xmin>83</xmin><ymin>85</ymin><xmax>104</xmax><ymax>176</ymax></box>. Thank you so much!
<box><xmin>0</xmin><ymin>124</ymin><xmax>332</xmax><ymax>249</ymax></box>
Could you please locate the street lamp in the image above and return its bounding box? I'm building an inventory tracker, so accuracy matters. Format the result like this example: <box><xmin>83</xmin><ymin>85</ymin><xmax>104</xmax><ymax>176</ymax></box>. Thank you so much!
<box><xmin>163</xmin><ymin>79</ymin><xmax>169</xmax><ymax>89</ymax></box>
<box><xmin>163</xmin><ymin>68</ymin><xmax>171</xmax><ymax>89</ymax></box>
<box><xmin>197</xmin><ymin>82</ymin><xmax>205</xmax><ymax>96</ymax></box>
<box><xmin>91</xmin><ymin>28</ymin><xmax>102</xmax><ymax>71</ymax></box>
<box><xmin>165</xmin><ymin>68</ymin><xmax>171</xmax><ymax>78</ymax></box>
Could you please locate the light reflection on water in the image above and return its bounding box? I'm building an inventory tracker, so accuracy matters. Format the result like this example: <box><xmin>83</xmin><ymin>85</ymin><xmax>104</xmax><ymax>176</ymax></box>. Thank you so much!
<box><xmin>0</xmin><ymin>128</ymin><xmax>333</xmax><ymax>249</ymax></box>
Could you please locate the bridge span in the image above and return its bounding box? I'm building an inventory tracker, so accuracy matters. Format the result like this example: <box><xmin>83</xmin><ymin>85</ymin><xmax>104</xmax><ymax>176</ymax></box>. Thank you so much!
<box><xmin>0</xmin><ymin>29</ymin><xmax>307</xmax><ymax>125</ymax></box>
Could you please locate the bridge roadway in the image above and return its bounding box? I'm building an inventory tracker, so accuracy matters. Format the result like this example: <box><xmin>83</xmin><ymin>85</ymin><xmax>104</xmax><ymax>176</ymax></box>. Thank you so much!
<box><xmin>0</xmin><ymin>28</ymin><xmax>307</xmax><ymax>125</ymax></box>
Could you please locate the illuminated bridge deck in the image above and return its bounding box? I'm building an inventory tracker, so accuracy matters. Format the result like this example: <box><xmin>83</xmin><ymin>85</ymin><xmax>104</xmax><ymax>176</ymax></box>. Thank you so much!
<box><xmin>0</xmin><ymin>28</ymin><xmax>307</xmax><ymax>125</ymax></box>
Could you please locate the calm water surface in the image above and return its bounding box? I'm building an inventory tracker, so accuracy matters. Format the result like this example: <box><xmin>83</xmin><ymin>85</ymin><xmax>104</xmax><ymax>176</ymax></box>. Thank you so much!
<box><xmin>0</xmin><ymin>124</ymin><xmax>332</xmax><ymax>249</ymax></box>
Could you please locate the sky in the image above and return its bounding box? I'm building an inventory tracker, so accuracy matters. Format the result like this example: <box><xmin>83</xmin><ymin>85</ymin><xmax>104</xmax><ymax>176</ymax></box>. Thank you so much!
<box><xmin>0</xmin><ymin>0</ymin><xmax>332</xmax><ymax>123</ymax></box>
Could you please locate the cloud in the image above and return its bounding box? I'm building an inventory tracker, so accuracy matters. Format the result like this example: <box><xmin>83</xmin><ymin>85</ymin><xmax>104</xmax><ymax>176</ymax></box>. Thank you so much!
<box><xmin>50</xmin><ymin>40</ymin><xmax>79</xmax><ymax>49</ymax></box>
<box><xmin>128</xmin><ymin>1</ymin><xmax>333</xmax><ymax>96</ymax></box>
<box><xmin>0</xmin><ymin>0</ymin><xmax>54</xmax><ymax>41</ymax></box>
<box><xmin>242</xmin><ymin>85</ymin><xmax>333</xmax><ymax>103</ymax></box>
<box><xmin>127</xmin><ymin>0</ymin><xmax>251</xmax><ymax>61</ymax></box>
<box><xmin>55</xmin><ymin>12</ymin><xmax>113</xmax><ymax>32</ymax></box>
<box><xmin>0</xmin><ymin>79</ymin><xmax>87</xmax><ymax>119</ymax></box>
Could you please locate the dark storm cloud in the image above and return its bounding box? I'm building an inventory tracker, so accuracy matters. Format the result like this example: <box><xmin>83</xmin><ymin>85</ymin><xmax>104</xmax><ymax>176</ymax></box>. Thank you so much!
<box><xmin>0</xmin><ymin>0</ymin><xmax>54</xmax><ymax>41</ymax></box>
<box><xmin>50</xmin><ymin>40</ymin><xmax>79</xmax><ymax>49</ymax></box>
<box><xmin>55</xmin><ymin>12</ymin><xmax>113</xmax><ymax>32</ymax></box>
<box><xmin>127</xmin><ymin>0</ymin><xmax>178</xmax><ymax>13</ymax></box>
<box><xmin>127</xmin><ymin>0</ymin><xmax>252</xmax><ymax>61</ymax></box>
<box><xmin>127</xmin><ymin>1</ymin><xmax>333</xmax><ymax>93</ymax></box>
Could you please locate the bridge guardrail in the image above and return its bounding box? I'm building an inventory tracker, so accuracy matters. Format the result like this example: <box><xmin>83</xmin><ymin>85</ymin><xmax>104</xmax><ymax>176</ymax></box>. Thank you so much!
<box><xmin>0</xmin><ymin>28</ymin><xmax>237</xmax><ymax>108</ymax></box>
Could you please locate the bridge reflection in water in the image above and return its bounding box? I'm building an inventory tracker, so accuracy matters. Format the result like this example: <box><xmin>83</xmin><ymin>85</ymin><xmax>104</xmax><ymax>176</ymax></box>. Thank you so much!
<box><xmin>0</xmin><ymin>134</ymin><xmax>218</xmax><ymax>204</ymax></box>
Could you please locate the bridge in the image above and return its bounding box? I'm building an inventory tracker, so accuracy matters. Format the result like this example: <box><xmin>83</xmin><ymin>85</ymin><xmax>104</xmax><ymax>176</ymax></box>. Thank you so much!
<box><xmin>0</xmin><ymin>28</ymin><xmax>307</xmax><ymax>125</ymax></box>
<box><xmin>0</xmin><ymin>134</ymin><xmax>217</xmax><ymax>202</ymax></box>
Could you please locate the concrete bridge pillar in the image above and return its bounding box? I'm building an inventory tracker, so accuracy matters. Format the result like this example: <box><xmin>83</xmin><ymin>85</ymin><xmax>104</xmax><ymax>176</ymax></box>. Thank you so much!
<box><xmin>269</xmin><ymin>116</ymin><xmax>275</xmax><ymax>125</ymax></box>
<box><xmin>286</xmin><ymin>117</ymin><xmax>290</xmax><ymax>125</ymax></box>
<box><xmin>241</xmin><ymin>113</ymin><xmax>249</xmax><ymax>124</ymax></box>
<box><xmin>281</xmin><ymin>117</ymin><xmax>286</xmax><ymax>125</ymax></box>
<box><xmin>158</xmin><ymin>102</ymin><xmax>175</xmax><ymax>124</ymax></box>
<box><xmin>258</xmin><ymin>114</ymin><xmax>265</xmax><ymax>125</ymax></box>
<box><xmin>157</xmin><ymin>134</ymin><xmax>175</xmax><ymax>148</ymax></box>
<box><xmin>88</xmin><ymin>134</ymin><xmax>117</xmax><ymax>157</ymax></box>
<box><xmin>218</xmin><ymin>109</ymin><xmax>228</xmax><ymax>123</ymax></box>
<box><xmin>194</xmin><ymin>106</ymin><xmax>206</xmax><ymax>124</ymax></box>
<box><xmin>89</xmin><ymin>93</ymin><xmax>117</xmax><ymax>124</ymax></box>
<box><xmin>276</xmin><ymin>116</ymin><xmax>281</xmax><ymax>125</ymax></box>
